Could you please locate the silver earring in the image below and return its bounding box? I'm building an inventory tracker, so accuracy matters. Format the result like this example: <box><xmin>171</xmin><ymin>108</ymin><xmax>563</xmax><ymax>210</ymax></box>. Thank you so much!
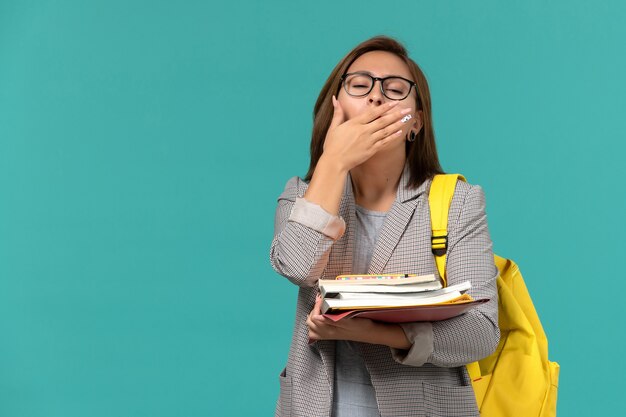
<box><xmin>407</xmin><ymin>131</ymin><xmax>416</xmax><ymax>142</ymax></box>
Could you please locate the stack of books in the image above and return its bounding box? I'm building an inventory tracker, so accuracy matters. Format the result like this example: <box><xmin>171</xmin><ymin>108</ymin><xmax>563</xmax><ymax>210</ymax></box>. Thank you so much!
<box><xmin>319</xmin><ymin>274</ymin><xmax>487</xmax><ymax>323</ymax></box>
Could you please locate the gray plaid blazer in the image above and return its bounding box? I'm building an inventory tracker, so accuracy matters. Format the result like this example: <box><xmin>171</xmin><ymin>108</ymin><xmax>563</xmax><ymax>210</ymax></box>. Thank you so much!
<box><xmin>270</xmin><ymin>167</ymin><xmax>499</xmax><ymax>417</ymax></box>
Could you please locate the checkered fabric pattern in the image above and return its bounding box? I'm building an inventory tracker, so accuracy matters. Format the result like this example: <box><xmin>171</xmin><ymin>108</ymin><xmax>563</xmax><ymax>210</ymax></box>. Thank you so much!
<box><xmin>270</xmin><ymin>167</ymin><xmax>499</xmax><ymax>417</ymax></box>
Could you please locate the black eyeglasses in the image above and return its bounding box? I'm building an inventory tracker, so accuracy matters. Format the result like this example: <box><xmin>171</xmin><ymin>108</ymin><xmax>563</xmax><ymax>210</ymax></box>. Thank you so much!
<box><xmin>340</xmin><ymin>72</ymin><xmax>417</xmax><ymax>101</ymax></box>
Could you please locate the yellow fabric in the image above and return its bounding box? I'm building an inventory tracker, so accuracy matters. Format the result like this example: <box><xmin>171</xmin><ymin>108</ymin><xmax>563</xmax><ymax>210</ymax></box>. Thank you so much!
<box><xmin>429</xmin><ymin>174</ymin><xmax>559</xmax><ymax>417</ymax></box>
<box><xmin>428</xmin><ymin>174</ymin><xmax>465</xmax><ymax>286</ymax></box>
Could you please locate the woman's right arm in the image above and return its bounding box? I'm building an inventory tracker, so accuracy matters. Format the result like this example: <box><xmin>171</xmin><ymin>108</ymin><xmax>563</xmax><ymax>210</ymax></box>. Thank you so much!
<box><xmin>270</xmin><ymin>98</ymin><xmax>414</xmax><ymax>287</ymax></box>
<box><xmin>269</xmin><ymin>177</ymin><xmax>345</xmax><ymax>288</ymax></box>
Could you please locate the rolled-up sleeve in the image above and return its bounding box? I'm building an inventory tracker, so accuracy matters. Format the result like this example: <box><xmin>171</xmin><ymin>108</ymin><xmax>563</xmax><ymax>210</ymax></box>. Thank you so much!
<box><xmin>390</xmin><ymin>322</ymin><xmax>434</xmax><ymax>366</ymax></box>
<box><xmin>289</xmin><ymin>198</ymin><xmax>346</xmax><ymax>240</ymax></box>
<box><xmin>270</xmin><ymin>177</ymin><xmax>345</xmax><ymax>288</ymax></box>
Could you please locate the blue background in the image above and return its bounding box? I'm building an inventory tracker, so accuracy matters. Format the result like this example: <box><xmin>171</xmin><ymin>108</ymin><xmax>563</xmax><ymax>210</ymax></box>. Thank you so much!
<box><xmin>1</xmin><ymin>0</ymin><xmax>624</xmax><ymax>416</ymax></box>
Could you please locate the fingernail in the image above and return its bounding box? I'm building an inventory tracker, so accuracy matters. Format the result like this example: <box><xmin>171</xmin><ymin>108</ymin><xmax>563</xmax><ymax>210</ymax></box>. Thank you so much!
<box><xmin>400</xmin><ymin>108</ymin><xmax>412</xmax><ymax>114</ymax></box>
<box><xmin>401</xmin><ymin>114</ymin><xmax>413</xmax><ymax>123</ymax></box>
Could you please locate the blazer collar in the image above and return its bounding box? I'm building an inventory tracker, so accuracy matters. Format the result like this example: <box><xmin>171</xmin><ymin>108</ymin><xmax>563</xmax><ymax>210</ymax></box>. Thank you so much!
<box><xmin>335</xmin><ymin>164</ymin><xmax>432</xmax><ymax>274</ymax></box>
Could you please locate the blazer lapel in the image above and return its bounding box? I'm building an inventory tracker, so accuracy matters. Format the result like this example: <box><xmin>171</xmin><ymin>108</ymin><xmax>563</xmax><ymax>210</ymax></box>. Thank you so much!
<box><xmin>367</xmin><ymin>168</ymin><xmax>430</xmax><ymax>274</ymax></box>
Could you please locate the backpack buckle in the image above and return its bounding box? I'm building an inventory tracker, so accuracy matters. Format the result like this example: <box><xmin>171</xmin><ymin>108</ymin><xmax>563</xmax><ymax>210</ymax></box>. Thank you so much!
<box><xmin>431</xmin><ymin>234</ymin><xmax>448</xmax><ymax>256</ymax></box>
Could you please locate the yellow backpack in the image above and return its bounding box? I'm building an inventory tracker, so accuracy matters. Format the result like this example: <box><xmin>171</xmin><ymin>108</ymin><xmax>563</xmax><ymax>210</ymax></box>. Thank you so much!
<box><xmin>429</xmin><ymin>174</ymin><xmax>560</xmax><ymax>417</ymax></box>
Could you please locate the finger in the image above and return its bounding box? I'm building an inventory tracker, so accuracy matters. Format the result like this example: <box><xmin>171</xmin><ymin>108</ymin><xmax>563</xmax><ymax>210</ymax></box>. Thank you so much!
<box><xmin>307</xmin><ymin>313</ymin><xmax>323</xmax><ymax>331</ymax></box>
<box><xmin>366</xmin><ymin>107</ymin><xmax>413</xmax><ymax>135</ymax></box>
<box><xmin>370</xmin><ymin>112</ymin><xmax>414</xmax><ymax>142</ymax></box>
<box><xmin>329</xmin><ymin>95</ymin><xmax>346</xmax><ymax>129</ymax></box>
<box><xmin>307</xmin><ymin>318</ymin><xmax>323</xmax><ymax>341</ymax></box>
<box><xmin>312</xmin><ymin>295</ymin><xmax>323</xmax><ymax>316</ymax></box>
<box><xmin>311</xmin><ymin>317</ymin><xmax>340</xmax><ymax>332</ymax></box>
<box><xmin>355</xmin><ymin>101</ymin><xmax>400</xmax><ymax>125</ymax></box>
<box><xmin>371</xmin><ymin>129</ymin><xmax>405</xmax><ymax>151</ymax></box>
<box><xmin>309</xmin><ymin>320</ymin><xmax>337</xmax><ymax>340</ymax></box>
<box><xmin>307</xmin><ymin>320</ymin><xmax>319</xmax><ymax>341</ymax></box>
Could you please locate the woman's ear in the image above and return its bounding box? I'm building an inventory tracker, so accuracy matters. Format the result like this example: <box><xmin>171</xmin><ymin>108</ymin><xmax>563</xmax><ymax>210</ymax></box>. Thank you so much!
<box><xmin>412</xmin><ymin>110</ymin><xmax>424</xmax><ymax>135</ymax></box>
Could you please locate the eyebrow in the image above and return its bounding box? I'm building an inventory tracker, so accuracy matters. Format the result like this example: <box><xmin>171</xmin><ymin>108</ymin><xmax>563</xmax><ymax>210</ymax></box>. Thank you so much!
<box><xmin>347</xmin><ymin>70</ymin><xmax>413</xmax><ymax>80</ymax></box>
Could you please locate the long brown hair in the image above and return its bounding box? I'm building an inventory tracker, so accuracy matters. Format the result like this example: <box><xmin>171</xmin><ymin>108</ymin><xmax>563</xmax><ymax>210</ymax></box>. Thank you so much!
<box><xmin>304</xmin><ymin>36</ymin><xmax>443</xmax><ymax>188</ymax></box>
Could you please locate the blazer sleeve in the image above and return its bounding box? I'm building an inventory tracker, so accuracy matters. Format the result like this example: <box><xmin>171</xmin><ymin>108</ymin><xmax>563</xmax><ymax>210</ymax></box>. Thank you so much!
<box><xmin>269</xmin><ymin>177</ymin><xmax>345</xmax><ymax>288</ymax></box>
<box><xmin>392</xmin><ymin>183</ymin><xmax>500</xmax><ymax>367</ymax></box>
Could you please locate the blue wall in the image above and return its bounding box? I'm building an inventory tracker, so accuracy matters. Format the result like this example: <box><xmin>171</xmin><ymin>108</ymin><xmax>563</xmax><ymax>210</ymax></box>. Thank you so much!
<box><xmin>1</xmin><ymin>1</ymin><xmax>624</xmax><ymax>415</ymax></box>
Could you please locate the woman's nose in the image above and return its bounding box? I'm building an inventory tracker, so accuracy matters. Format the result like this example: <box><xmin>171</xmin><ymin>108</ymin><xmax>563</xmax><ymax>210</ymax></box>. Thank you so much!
<box><xmin>367</xmin><ymin>80</ymin><xmax>385</xmax><ymax>106</ymax></box>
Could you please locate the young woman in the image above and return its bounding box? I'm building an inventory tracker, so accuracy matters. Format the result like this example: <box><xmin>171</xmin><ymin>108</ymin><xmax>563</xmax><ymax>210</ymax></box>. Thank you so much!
<box><xmin>270</xmin><ymin>36</ymin><xmax>499</xmax><ymax>417</ymax></box>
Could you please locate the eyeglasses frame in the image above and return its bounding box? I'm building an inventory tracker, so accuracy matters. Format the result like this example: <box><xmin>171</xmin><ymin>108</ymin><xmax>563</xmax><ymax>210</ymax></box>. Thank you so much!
<box><xmin>340</xmin><ymin>72</ymin><xmax>418</xmax><ymax>101</ymax></box>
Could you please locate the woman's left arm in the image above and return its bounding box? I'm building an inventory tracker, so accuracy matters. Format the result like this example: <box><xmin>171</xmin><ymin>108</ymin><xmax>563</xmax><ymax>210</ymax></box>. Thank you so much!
<box><xmin>390</xmin><ymin>183</ymin><xmax>500</xmax><ymax>367</ymax></box>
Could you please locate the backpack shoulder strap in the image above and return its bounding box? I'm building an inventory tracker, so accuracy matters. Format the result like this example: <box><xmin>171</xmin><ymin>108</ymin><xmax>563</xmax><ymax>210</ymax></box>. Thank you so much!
<box><xmin>428</xmin><ymin>174</ymin><xmax>466</xmax><ymax>287</ymax></box>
